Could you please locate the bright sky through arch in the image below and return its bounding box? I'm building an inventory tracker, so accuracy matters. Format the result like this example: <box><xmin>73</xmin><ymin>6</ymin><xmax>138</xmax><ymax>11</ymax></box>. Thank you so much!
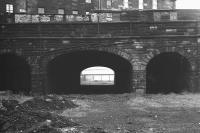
<box><xmin>81</xmin><ymin>67</ymin><xmax>114</xmax><ymax>75</ymax></box>
<box><xmin>176</xmin><ymin>0</ymin><xmax>200</xmax><ymax>9</ymax></box>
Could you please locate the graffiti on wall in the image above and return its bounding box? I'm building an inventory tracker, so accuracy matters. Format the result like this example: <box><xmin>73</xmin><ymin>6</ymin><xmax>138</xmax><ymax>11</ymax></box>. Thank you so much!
<box><xmin>15</xmin><ymin>14</ymin><xmax>91</xmax><ymax>23</ymax></box>
<box><xmin>15</xmin><ymin>14</ymin><xmax>32</xmax><ymax>23</ymax></box>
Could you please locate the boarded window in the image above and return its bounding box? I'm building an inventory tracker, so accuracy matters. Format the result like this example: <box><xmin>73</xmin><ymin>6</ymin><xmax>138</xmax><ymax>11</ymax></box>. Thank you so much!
<box><xmin>58</xmin><ymin>9</ymin><xmax>64</xmax><ymax>14</ymax></box>
<box><xmin>19</xmin><ymin>9</ymin><xmax>26</xmax><ymax>13</ymax></box>
<box><xmin>38</xmin><ymin>8</ymin><xmax>44</xmax><ymax>14</ymax></box>
<box><xmin>86</xmin><ymin>0</ymin><xmax>91</xmax><ymax>3</ymax></box>
<box><xmin>107</xmin><ymin>0</ymin><xmax>112</xmax><ymax>8</ymax></box>
<box><xmin>72</xmin><ymin>10</ymin><xmax>78</xmax><ymax>15</ymax></box>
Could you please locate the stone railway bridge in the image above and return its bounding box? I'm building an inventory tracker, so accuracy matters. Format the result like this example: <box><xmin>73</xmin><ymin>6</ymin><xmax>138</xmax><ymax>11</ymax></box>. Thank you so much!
<box><xmin>1</xmin><ymin>10</ymin><xmax>200</xmax><ymax>94</ymax></box>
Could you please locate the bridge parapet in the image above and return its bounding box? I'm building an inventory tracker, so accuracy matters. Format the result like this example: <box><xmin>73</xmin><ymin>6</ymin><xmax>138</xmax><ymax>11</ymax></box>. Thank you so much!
<box><xmin>1</xmin><ymin>10</ymin><xmax>200</xmax><ymax>39</ymax></box>
<box><xmin>0</xmin><ymin>21</ymin><xmax>199</xmax><ymax>38</ymax></box>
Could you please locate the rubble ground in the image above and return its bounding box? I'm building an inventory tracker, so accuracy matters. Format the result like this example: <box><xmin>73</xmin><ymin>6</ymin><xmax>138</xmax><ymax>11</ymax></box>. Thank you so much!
<box><xmin>1</xmin><ymin>90</ymin><xmax>200</xmax><ymax>132</ymax></box>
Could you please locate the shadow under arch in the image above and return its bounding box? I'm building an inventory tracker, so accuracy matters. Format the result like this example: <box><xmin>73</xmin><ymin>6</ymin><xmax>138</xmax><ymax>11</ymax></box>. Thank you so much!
<box><xmin>146</xmin><ymin>52</ymin><xmax>191</xmax><ymax>94</ymax></box>
<box><xmin>47</xmin><ymin>50</ymin><xmax>133</xmax><ymax>94</ymax></box>
<box><xmin>0</xmin><ymin>53</ymin><xmax>31</xmax><ymax>94</ymax></box>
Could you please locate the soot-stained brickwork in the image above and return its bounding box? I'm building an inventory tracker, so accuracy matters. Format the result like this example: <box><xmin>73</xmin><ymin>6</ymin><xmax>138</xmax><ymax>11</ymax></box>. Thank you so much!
<box><xmin>0</xmin><ymin>10</ymin><xmax>200</xmax><ymax>94</ymax></box>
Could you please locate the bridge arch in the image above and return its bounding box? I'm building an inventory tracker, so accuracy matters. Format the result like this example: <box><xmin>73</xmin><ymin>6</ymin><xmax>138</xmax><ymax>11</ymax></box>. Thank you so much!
<box><xmin>0</xmin><ymin>53</ymin><xmax>31</xmax><ymax>94</ymax></box>
<box><xmin>146</xmin><ymin>52</ymin><xmax>192</xmax><ymax>94</ymax></box>
<box><xmin>40</xmin><ymin>47</ymin><xmax>133</xmax><ymax>94</ymax></box>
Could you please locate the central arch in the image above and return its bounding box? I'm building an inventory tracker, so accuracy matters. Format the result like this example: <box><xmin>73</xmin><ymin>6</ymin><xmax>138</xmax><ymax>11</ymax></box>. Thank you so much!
<box><xmin>47</xmin><ymin>50</ymin><xmax>133</xmax><ymax>94</ymax></box>
<box><xmin>146</xmin><ymin>52</ymin><xmax>191</xmax><ymax>94</ymax></box>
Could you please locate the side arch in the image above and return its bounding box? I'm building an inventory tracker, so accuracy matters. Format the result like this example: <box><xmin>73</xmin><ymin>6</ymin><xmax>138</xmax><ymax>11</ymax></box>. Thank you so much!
<box><xmin>146</xmin><ymin>52</ymin><xmax>192</xmax><ymax>94</ymax></box>
<box><xmin>0</xmin><ymin>53</ymin><xmax>31</xmax><ymax>94</ymax></box>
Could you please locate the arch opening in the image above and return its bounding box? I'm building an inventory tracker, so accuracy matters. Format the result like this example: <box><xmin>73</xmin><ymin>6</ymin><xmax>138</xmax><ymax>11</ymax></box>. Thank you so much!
<box><xmin>47</xmin><ymin>50</ymin><xmax>132</xmax><ymax>94</ymax></box>
<box><xmin>0</xmin><ymin>53</ymin><xmax>31</xmax><ymax>94</ymax></box>
<box><xmin>146</xmin><ymin>52</ymin><xmax>191</xmax><ymax>94</ymax></box>
<box><xmin>80</xmin><ymin>66</ymin><xmax>115</xmax><ymax>85</ymax></box>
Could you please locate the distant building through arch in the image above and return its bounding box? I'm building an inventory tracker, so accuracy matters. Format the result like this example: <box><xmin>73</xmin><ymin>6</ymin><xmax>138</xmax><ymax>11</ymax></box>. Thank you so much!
<box><xmin>80</xmin><ymin>66</ymin><xmax>115</xmax><ymax>85</ymax></box>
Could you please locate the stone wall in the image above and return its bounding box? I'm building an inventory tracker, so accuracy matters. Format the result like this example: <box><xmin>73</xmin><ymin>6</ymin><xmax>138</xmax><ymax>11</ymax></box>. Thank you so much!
<box><xmin>0</xmin><ymin>21</ymin><xmax>199</xmax><ymax>93</ymax></box>
<box><xmin>0</xmin><ymin>10</ymin><xmax>200</xmax><ymax>94</ymax></box>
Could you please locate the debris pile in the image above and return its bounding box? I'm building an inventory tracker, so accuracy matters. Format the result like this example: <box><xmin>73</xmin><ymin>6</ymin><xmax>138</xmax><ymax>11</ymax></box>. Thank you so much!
<box><xmin>87</xmin><ymin>127</ymin><xmax>107</xmax><ymax>133</ymax></box>
<box><xmin>20</xmin><ymin>95</ymin><xmax>78</xmax><ymax>111</ymax></box>
<box><xmin>0</xmin><ymin>95</ymin><xmax>79</xmax><ymax>133</ymax></box>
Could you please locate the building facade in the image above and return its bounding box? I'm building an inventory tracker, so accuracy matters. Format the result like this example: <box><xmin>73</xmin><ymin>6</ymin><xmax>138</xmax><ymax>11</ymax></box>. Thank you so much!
<box><xmin>0</xmin><ymin>0</ymin><xmax>176</xmax><ymax>15</ymax></box>
<box><xmin>95</xmin><ymin>0</ymin><xmax>176</xmax><ymax>10</ymax></box>
<box><xmin>0</xmin><ymin>0</ymin><xmax>177</xmax><ymax>23</ymax></box>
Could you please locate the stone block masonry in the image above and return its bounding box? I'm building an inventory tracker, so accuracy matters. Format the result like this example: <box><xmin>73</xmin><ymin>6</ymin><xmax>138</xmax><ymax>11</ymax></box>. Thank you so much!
<box><xmin>0</xmin><ymin>10</ymin><xmax>200</xmax><ymax>94</ymax></box>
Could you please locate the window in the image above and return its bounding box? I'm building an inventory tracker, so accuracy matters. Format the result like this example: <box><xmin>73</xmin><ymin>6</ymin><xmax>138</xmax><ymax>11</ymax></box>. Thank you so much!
<box><xmin>143</xmin><ymin>3</ymin><xmax>148</xmax><ymax>7</ymax></box>
<box><xmin>38</xmin><ymin>8</ymin><xmax>44</xmax><ymax>14</ymax></box>
<box><xmin>58</xmin><ymin>9</ymin><xmax>64</xmax><ymax>14</ymax></box>
<box><xmin>152</xmin><ymin>0</ymin><xmax>157</xmax><ymax>9</ymax></box>
<box><xmin>166</xmin><ymin>29</ymin><xmax>177</xmax><ymax>33</ymax></box>
<box><xmin>19</xmin><ymin>9</ymin><xmax>26</xmax><ymax>13</ymax></box>
<box><xmin>107</xmin><ymin>0</ymin><xmax>112</xmax><ymax>8</ymax></box>
<box><xmin>139</xmin><ymin>0</ymin><xmax>143</xmax><ymax>9</ymax></box>
<box><xmin>123</xmin><ymin>0</ymin><xmax>129</xmax><ymax>9</ymax></box>
<box><xmin>72</xmin><ymin>10</ymin><xmax>78</xmax><ymax>15</ymax></box>
<box><xmin>80</xmin><ymin>66</ymin><xmax>115</xmax><ymax>85</ymax></box>
<box><xmin>85</xmin><ymin>0</ymin><xmax>91</xmax><ymax>3</ymax></box>
<box><xmin>149</xmin><ymin>25</ymin><xmax>158</xmax><ymax>30</ymax></box>
<box><xmin>6</xmin><ymin>4</ymin><xmax>13</xmax><ymax>13</ymax></box>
